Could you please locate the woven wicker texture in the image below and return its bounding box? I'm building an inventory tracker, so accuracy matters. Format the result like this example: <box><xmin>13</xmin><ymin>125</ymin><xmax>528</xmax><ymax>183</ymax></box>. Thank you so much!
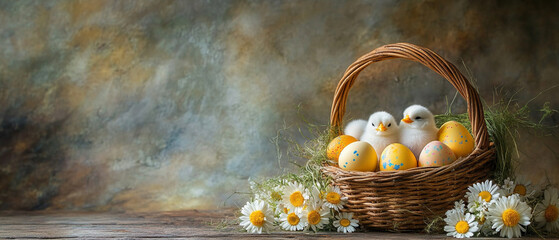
<box><xmin>322</xmin><ymin>43</ymin><xmax>495</xmax><ymax>231</ymax></box>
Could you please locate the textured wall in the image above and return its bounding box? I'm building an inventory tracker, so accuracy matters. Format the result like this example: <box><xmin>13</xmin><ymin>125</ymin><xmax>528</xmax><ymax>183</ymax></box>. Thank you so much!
<box><xmin>0</xmin><ymin>0</ymin><xmax>558</xmax><ymax>211</ymax></box>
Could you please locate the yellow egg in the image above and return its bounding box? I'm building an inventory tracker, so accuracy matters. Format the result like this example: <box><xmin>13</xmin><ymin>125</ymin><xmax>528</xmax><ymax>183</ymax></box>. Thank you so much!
<box><xmin>338</xmin><ymin>141</ymin><xmax>377</xmax><ymax>172</ymax></box>
<box><xmin>437</xmin><ymin>121</ymin><xmax>475</xmax><ymax>158</ymax></box>
<box><xmin>418</xmin><ymin>141</ymin><xmax>456</xmax><ymax>167</ymax></box>
<box><xmin>380</xmin><ymin>143</ymin><xmax>417</xmax><ymax>171</ymax></box>
<box><xmin>327</xmin><ymin>135</ymin><xmax>358</xmax><ymax>161</ymax></box>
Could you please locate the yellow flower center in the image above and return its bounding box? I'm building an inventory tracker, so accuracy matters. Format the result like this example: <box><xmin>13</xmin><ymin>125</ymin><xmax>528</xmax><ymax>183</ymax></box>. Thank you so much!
<box><xmin>319</xmin><ymin>190</ymin><xmax>326</xmax><ymax>199</ymax></box>
<box><xmin>455</xmin><ymin>220</ymin><xmax>470</xmax><ymax>234</ymax></box>
<box><xmin>340</xmin><ymin>218</ymin><xmax>351</xmax><ymax>227</ymax></box>
<box><xmin>283</xmin><ymin>207</ymin><xmax>289</xmax><ymax>214</ymax></box>
<box><xmin>308</xmin><ymin>210</ymin><xmax>321</xmax><ymax>225</ymax></box>
<box><xmin>513</xmin><ymin>184</ymin><xmax>527</xmax><ymax>196</ymax></box>
<box><xmin>249</xmin><ymin>210</ymin><xmax>265</xmax><ymax>227</ymax></box>
<box><xmin>478</xmin><ymin>191</ymin><xmax>492</xmax><ymax>202</ymax></box>
<box><xmin>545</xmin><ymin>205</ymin><xmax>559</xmax><ymax>222</ymax></box>
<box><xmin>289</xmin><ymin>191</ymin><xmax>304</xmax><ymax>207</ymax></box>
<box><xmin>326</xmin><ymin>192</ymin><xmax>341</xmax><ymax>204</ymax></box>
<box><xmin>502</xmin><ymin>209</ymin><xmax>520</xmax><ymax>227</ymax></box>
<box><xmin>271</xmin><ymin>191</ymin><xmax>282</xmax><ymax>201</ymax></box>
<box><xmin>287</xmin><ymin>212</ymin><xmax>300</xmax><ymax>226</ymax></box>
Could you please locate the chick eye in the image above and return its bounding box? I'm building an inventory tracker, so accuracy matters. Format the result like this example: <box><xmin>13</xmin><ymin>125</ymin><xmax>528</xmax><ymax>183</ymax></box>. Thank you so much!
<box><xmin>371</xmin><ymin>123</ymin><xmax>375</xmax><ymax>127</ymax></box>
<box><xmin>415</xmin><ymin>116</ymin><xmax>422</xmax><ymax>120</ymax></box>
<box><xmin>387</xmin><ymin>123</ymin><xmax>391</xmax><ymax>127</ymax></box>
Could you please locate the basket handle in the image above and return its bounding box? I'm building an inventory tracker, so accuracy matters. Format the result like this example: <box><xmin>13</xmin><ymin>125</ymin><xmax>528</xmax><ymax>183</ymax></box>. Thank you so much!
<box><xmin>330</xmin><ymin>43</ymin><xmax>489</xmax><ymax>151</ymax></box>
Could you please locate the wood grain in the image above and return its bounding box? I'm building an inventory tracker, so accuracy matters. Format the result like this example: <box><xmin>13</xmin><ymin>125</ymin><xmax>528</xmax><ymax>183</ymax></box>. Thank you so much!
<box><xmin>0</xmin><ymin>209</ymin><xmax>543</xmax><ymax>239</ymax></box>
<box><xmin>0</xmin><ymin>208</ymin><xmax>444</xmax><ymax>239</ymax></box>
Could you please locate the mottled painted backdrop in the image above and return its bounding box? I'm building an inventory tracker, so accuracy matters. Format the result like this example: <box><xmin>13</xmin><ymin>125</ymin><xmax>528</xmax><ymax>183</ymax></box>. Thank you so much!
<box><xmin>0</xmin><ymin>0</ymin><xmax>558</xmax><ymax>211</ymax></box>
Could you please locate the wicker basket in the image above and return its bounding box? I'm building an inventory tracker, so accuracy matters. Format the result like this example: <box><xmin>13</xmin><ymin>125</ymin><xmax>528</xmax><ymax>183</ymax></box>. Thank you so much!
<box><xmin>321</xmin><ymin>43</ymin><xmax>496</xmax><ymax>231</ymax></box>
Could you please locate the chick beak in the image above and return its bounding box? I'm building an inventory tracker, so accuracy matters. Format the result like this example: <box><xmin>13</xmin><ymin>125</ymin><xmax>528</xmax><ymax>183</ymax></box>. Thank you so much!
<box><xmin>376</xmin><ymin>123</ymin><xmax>387</xmax><ymax>132</ymax></box>
<box><xmin>402</xmin><ymin>115</ymin><xmax>413</xmax><ymax>124</ymax></box>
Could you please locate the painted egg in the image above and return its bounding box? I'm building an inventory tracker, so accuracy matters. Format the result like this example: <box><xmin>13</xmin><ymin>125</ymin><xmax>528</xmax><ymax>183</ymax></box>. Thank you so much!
<box><xmin>418</xmin><ymin>141</ymin><xmax>456</xmax><ymax>167</ymax></box>
<box><xmin>437</xmin><ymin>121</ymin><xmax>475</xmax><ymax>158</ymax></box>
<box><xmin>327</xmin><ymin>135</ymin><xmax>358</xmax><ymax>162</ymax></box>
<box><xmin>380</xmin><ymin>143</ymin><xmax>417</xmax><ymax>171</ymax></box>
<box><xmin>338</xmin><ymin>141</ymin><xmax>378</xmax><ymax>172</ymax></box>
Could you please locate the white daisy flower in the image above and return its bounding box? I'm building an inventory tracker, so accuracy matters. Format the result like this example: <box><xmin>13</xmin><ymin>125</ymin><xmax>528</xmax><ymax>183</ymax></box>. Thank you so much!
<box><xmin>323</xmin><ymin>185</ymin><xmax>347</xmax><ymax>211</ymax></box>
<box><xmin>444</xmin><ymin>209</ymin><xmax>479</xmax><ymax>238</ymax></box>
<box><xmin>534</xmin><ymin>187</ymin><xmax>559</xmax><ymax>232</ymax></box>
<box><xmin>455</xmin><ymin>199</ymin><xmax>466</xmax><ymax>211</ymax></box>
<box><xmin>333</xmin><ymin>212</ymin><xmax>359</xmax><ymax>233</ymax></box>
<box><xmin>239</xmin><ymin>200</ymin><xmax>274</xmax><ymax>234</ymax></box>
<box><xmin>445</xmin><ymin>199</ymin><xmax>466</xmax><ymax>219</ymax></box>
<box><xmin>487</xmin><ymin>194</ymin><xmax>532</xmax><ymax>238</ymax></box>
<box><xmin>455</xmin><ymin>199</ymin><xmax>467</xmax><ymax>214</ymax></box>
<box><xmin>309</xmin><ymin>184</ymin><xmax>324</xmax><ymax>206</ymax></box>
<box><xmin>500</xmin><ymin>177</ymin><xmax>515</xmax><ymax>196</ymax></box>
<box><xmin>466</xmin><ymin>180</ymin><xmax>501</xmax><ymax>207</ymax></box>
<box><xmin>501</xmin><ymin>177</ymin><xmax>537</xmax><ymax>201</ymax></box>
<box><xmin>466</xmin><ymin>180</ymin><xmax>501</xmax><ymax>218</ymax></box>
<box><xmin>279</xmin><ymin>209</ymin><xmax>307</xmax><ymax>231</ymax></box>
<box><xmin>274</xmin><ymin>203</ymin><xmax>289</xmax><ymax>220</ymax></box>
<box><xmin>305</xmin><ymin>201</ymin><xmax>330</xmax><ymax>232</ymax></box>
<box><xmin>282</xmin><ymin>182</ymin><xmax>309</xmax><ymax>213</ymax></box>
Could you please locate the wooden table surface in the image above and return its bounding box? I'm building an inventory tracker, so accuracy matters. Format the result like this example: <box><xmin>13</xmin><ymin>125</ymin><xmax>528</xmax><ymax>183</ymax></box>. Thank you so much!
<box><xmin>0</xmin><ymin>208</ymin><xmax>545</xmax><ymax>239</ymax></box>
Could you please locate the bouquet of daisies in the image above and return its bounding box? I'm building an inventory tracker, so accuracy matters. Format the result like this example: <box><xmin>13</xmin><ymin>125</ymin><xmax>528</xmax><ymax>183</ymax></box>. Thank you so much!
<box><xmin>239</xmin><ymin>180</ymin><xmax>359</xmax><ymax>234</ymax></box>
<box><xmin>444</xmin><ymin>178</ymin><xmax>558</xmax><ymax>239</ymax></box>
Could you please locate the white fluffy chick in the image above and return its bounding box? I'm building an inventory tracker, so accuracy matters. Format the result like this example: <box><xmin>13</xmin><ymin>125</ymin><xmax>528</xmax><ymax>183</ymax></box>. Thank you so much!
<box><xmin>344</xmin><ymin>119</ymin><xmax>367</xmax><ymax>139</ymax></box>
<box><xmin>360</xmin><ymin>111</ymin><xmax>400</xmax><ymax>159</ymax></box>
<box><xmin>399</xmin><ymin>105</ymin><xmax>438</xmax><ymax>159</ymax></box>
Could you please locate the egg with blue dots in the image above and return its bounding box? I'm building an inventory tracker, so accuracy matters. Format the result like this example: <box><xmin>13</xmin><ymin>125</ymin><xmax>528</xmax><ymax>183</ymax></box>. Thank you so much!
<box><xmin>380</xmin><ymin>143</ymin><xmax>417</xmax><ymax>171</ymax></box>
<box><xmin>437</xmin><ymin>121</ymin><xmax>474</xmax><ymax>158</ymax></box>
<box><xmin>338</xmin><ymin>141</ymin><xmax>378</xmax><ymax>172</ymax></box>
<box><xmin>418</xmin><ymin>141</ymin><xmax>456</xmax><ymax>167</ymax></box>
<box><xmin>327</xmin><ymin>135</ymin><xmax>358</xmax><ymax>163</ymax></box>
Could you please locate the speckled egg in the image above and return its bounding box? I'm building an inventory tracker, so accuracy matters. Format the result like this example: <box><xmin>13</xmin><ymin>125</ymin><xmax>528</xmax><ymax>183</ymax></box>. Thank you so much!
<box><xmin>418</xmin><ymin>141</ymin><xmax>456</xmax><ymax>167</ymax></box>
<box><xmin>327</xmin><ymin>135</ymin><xmax>358</xmax><ymax>162</ymax></box>
<box><xmin>380</xmin><ymin>143</ymin><xmax>417</xmax><ymax>171</ymax></box>
<box><xmin>437</xmin><ymin>121</ymin><xmax>475</xmax><ymax>158</ymax></box>
<box><xmin>338</xmin><ymin>141</ymin><xmax>377</xmax><ymax>172</ymax></box>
